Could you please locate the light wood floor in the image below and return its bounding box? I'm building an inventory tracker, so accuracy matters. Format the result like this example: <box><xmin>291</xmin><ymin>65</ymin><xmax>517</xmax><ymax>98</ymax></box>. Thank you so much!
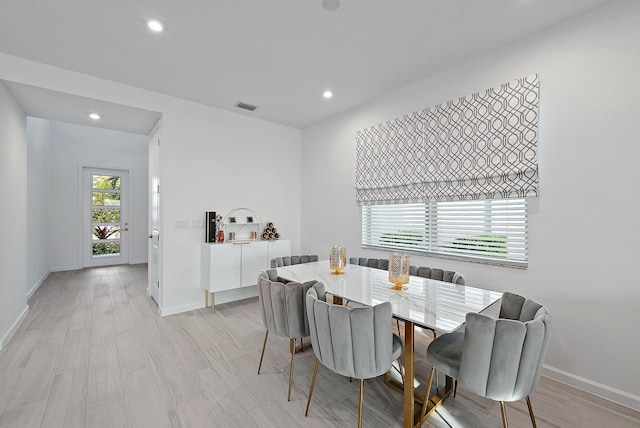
<box><xmin>1</xmin><ymin>265</ymin><xmax>638</xmax><ymax>427</ymax></box>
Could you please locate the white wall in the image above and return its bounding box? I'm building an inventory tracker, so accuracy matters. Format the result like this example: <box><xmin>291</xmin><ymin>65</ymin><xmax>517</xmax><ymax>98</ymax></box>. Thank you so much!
<box><xmin>158</xmin><ymin>104</ymin><xmax>301</xmax><ymax>314</ymax></box>
<box><xmin>26</xmin><ymin>117</ymin><xmax>51</xmax><ymax>297</ymax></box>
<box><xmin>46</xmin><ymin>121</ymin><xmax>149</xmax><ymax>270</ymax></box>
<box><xmin>0</xmin><ymin>81</ymin><xmax>28</xmax><ymax>350</ymax></box>
<box><xmin>301</xmin><ymin>0</ymin><xmax>640</xmax><ymax>411</ymax></box>
<box><xmin>0</xmin><ymin>51</ymin><xmax>302</xmax><ymax>317</ymax></box>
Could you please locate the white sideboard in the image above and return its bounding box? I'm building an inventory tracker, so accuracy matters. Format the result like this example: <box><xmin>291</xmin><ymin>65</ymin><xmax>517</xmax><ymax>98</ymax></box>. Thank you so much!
<box><xmin>201</xmin><ymin>239</ymin><xmax>291</xmax><ymax>310</ymax></box>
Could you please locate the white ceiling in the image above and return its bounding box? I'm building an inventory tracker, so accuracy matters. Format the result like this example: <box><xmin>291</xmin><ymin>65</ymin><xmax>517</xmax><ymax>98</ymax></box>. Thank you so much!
<box><xmin>0</xmin><ymin>0</ymin><xmax>614</xmax><ymax>130</ymax></box>
<box><xmin>3</xmin><ymin>81</ymin><xmax>161</xmax><ymax>135</ymax></box>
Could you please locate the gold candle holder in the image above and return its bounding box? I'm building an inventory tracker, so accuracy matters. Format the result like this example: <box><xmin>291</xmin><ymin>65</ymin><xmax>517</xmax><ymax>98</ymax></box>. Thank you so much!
<box><xmin>389</xmin><ymin>252</ymin><xmax>410</xmax><ymax>290</ymax></box>
<box><xmin>329</xmin><ymin>245</ymin><xmax>347</xmax><ymax>274</ymax></box>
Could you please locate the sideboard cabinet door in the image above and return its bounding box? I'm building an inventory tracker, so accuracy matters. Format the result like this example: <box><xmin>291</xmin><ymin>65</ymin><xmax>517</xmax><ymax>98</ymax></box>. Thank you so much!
<box><xmin>202</xmin><ymin>243</ymin><xmax>241</xmax><ymax>292</ymax></box>
<box><xmin>240</xmin><ymin>242</ymin><xmax>268</xmax><ymax>287</ymax></box>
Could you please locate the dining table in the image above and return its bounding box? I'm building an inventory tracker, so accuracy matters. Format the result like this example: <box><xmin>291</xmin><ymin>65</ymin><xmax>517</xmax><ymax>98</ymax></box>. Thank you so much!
<box><xmin>275</xmin><ymin>259</ymin><xmax>502</xmax><ymax>428</ymax></box>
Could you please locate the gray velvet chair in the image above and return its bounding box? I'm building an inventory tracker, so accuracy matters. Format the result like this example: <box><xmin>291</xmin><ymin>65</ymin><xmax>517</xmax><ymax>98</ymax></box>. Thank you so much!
<box><xmin>416</xmin><ymin>265</ymin><xmax>465</xmax><ymax>285</ymax></box>
<box><xmin>420</xmin><ymin>292</ymin><xmax>551</xmax><ymax>428</ymax></box>
<box><xmin>256</xmin><ymin>270</ymin><xmax>320</xmax><ymax>401</ymax></box>
<box><xmin>348</xmin><ymin>257</ymin><xmax>390</xmax><ymax>270</ymax></box>
<box><xmin>304</xmin><ymin>284</ymin><xmax>403</xmax><ymax>428</ymax></box>
<box><xmin>270</xmin><ymin>254</ymin><xmax>319</xmax><ymax>268</ymax></box>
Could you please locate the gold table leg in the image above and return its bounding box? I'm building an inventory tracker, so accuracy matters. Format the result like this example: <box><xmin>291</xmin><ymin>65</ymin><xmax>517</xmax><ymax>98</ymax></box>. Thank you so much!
<box><xmin>383</xmin><ymin>320</ymin><xmax>454</xmax><ymax>427</ymax></box>
<box><xmin>210</xmin><ymin>292</ymin><xmax>215</xmax><ymax>313</ymax></box>
<box><xmin>403</xmin><ymin>321</ymin><xmax>414</xmax><ymax>428</ymax></box>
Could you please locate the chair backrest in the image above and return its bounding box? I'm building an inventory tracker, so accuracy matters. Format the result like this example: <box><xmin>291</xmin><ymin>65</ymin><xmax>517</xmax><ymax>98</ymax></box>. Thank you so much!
<box><xmin>457</xmin><ymin>292</ymin><xmax>551</xmax><ymax>402</ymax></box>
<box><xmin>349</xmin><ymin>257</ymin><xmax>389</xmax><ymax>270</ymax></box>
<box><xmin>270</xmin><ymin>254</ymin><xmax>319</xmax><ymax>268</ymax></box>
<box><xmin>257</xmin><ymin>271</ymin><xmax>319</xmax><ymax>339</ymax></box>
<box><xmin>416</xmin><ymin>265</ymin><xmax>465</xmax><ymax>285</ymax></box>
<box><xmin>306</xmin><ymin>285</ymin><xmax>395</xmax><ymax>379</ymax></box>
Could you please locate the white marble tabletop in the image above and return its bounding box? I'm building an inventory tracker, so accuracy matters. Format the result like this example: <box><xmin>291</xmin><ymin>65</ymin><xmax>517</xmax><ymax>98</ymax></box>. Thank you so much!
<box><xmin>275</xmin><ymin>260</ymin><xmax>502</xmax><ymax>332</ymax></box>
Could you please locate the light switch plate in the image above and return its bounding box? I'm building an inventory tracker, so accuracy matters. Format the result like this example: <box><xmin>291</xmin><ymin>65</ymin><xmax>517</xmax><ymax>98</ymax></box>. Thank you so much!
<box><xmin>175</xmin><ymin>220</ymin><xmax>189</xmax><ymax>229</ymax></box>
<box><xmin>191</xmin><ymin>220</ymin><xmax>204</xmax><ymax>229</ymax></box>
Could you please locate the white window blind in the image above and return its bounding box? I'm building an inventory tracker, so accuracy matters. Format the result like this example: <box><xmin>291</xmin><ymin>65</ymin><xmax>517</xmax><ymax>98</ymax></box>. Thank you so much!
<box><xmin>362</xmin><ymin>198</ymin><xmax>528</xmax><ymax>267</ymax></box>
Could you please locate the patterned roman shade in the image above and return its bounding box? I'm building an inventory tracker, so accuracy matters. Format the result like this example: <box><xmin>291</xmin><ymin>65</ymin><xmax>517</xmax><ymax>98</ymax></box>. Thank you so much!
<box><xmin>355</xmin><ymin>75</ymin><xmax>539</xmax><ymax>205</ymax></box>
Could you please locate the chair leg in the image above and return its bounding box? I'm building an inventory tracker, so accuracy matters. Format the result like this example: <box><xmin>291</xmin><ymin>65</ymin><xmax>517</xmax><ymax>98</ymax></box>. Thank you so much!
<box><xmin>288</xmin><ymin>338</ymin><xmax>295</xmax><ymax>401</ymax></box>
<box><xmin>257</xmin><ymin>330</ymin><xmax>269</xmax><ymax>374</ymax></box>
<box><xmin>305</xmin><ymin>359</ymin><xmax>320</xmax><ymax>416</ymax></box>
<box><xmin>358</xmin><ymin>379</ymin><xmax>364</xmax><ymax>428</ymax></box>
<box><xmin>396</xmin><ymin>358</ymin><xmax>405</xmax><ymax>382</ymax></box>
<box><xmin>500</xmin><ymin>401</ymin><xmax>509</xmax><ymax>428</ymax></box>
<box><xmin>431</xmin><ymin>329</ymin><xmax>439</xmax><ymax>393</ymax></box>
<box><xmin>526</xmin><ymin>396</ymin><xmax>538</xmax><ymax>428</ymax></box>
<box><xmin>419</xmin><ymin>367</ymin><xmax>436</xmax><ymax>426</ymax></box>
<box><xmin>453</xmin><ymin>379</ymin><xmax>458</xmax><ymax>397</ymax></box>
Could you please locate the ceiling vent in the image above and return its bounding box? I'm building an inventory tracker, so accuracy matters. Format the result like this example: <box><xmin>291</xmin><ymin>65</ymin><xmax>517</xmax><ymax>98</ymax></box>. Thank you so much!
<box><xmin>235</xmin><ymin>101</ymin><xmax>258</xmax><ymax>111</ymax></box>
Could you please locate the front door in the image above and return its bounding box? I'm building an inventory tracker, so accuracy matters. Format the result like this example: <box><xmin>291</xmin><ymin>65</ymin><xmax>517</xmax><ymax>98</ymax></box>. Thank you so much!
<box><xmin>83</xmin><ymin>167</ymin><xmax>130</xmax><ymax>267</ymax></box>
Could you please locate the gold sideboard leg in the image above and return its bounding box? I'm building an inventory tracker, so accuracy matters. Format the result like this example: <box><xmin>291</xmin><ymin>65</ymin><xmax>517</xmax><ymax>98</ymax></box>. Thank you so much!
<box><xmin>205</xmin><ymin>290</ymin><xmax>209</xmax><ymax>308</ymax></box>
<box><xmin>211</xmin><ymin>292</ymin><xmax>215</xmax><ymax>313</ymax></box>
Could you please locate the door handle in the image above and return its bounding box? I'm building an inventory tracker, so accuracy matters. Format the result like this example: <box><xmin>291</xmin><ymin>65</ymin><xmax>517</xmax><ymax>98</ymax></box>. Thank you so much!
<box><xmin>123</xmin><ymin>228</ymin><xmax>129</xmax><ymax>231</ymax></box>
<box><xmin>148</xmin><ymin>234</ymin><xmax>153</xmax><ymax>238</ymax></box>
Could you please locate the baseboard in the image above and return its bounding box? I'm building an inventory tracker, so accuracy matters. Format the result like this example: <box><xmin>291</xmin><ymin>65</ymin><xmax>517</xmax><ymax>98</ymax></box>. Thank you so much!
<box><xmin>50</xmin><ymin>265</ymin><xmax>80</xmax><ymax>272</ymax></box>
<box><xmin>160</xmin><ymin>301</ymin><xmax>203</xmax><ymax>316</ymax></box>
<box><xmin>543</xmin><ymin>365</ymin><xmax>640</xmax><ymax>412</ymax></box>
<box><xmin>0</xmin><ymin>305</ymin><xmax>29</xmax><ymax>351</ymax></box>
<box><xmin>27</xmin><ymin>271</ymin><xmax>50</xmax><ymax>299</ymax></box>
<box><xmin>159</xmin><ymin>287</ymin><xmax>258</xmax><ymax>317</ymax></box>
<box><xmin>130</xmin><ymin>259</ymin><xmax>148</xmax><ymax>265</ymax></box>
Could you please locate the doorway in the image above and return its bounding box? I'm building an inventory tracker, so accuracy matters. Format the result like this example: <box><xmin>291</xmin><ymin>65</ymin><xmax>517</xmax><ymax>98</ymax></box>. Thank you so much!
<box><xmin>83</xmin><ymin>167</ymin><xmax>130</xmax><ymax>267</ymax></box>
<box><xmin>148</xmin><ymin>126</ymin><xmax>161</xmax><ymax>305</ymax></box>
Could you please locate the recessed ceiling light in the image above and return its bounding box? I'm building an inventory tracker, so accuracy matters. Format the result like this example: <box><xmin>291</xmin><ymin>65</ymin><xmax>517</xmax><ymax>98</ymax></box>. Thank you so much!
<box><xmin>88</xmin><ymin>112</ymin><xmax>102</xmax><ymax>120</ymax></box>
<box><xmin>322</xmin><ymin>0</ymin><xmax>340</xmax><ymax>12</ymax></box>
<box><xmin>323</xmin><ymin>90</ymin><xmax>333</xmax><ymax>99</ymax></box>
<box><xmin>147</xmin><ymin>19</ymin><xmax>165</xmax><ymax>33</ymax></box>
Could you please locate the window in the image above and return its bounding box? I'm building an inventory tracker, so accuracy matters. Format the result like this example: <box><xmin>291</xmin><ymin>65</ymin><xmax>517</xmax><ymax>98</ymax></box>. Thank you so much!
<box><xmin>362</xmin><ymin>198</ymin><xmax>528</xmax><ymax>267</ymax></box>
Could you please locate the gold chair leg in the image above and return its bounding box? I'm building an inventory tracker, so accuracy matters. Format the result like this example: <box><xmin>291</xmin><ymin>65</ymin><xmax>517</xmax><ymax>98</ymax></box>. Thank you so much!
<box><xmin>419</xmin><ymin>367</ymin><xmax>436</xmax><ymax>425</ymax></box>
<box><xmin>358</xmin><ymin>379</ymin><xmax>364</xmax><ymax>428</ymax></box>
<box><xmin>305</xmin><ymin>359</ymin><xmax>320</xmax><ymax>416</ymax></box>
<box><xmin>526</xmin><ymin>396</ymin><xmax>538</xmax><ymax>428</ymax></box>
<box><xmin>288</xmin><ymin>338</ymin><xmax>295</xmax><ymax>401</ymax></box>
<box><xmin>257</xmin><ymin>330</ymin><xmax>269</xmax><ymax>374</ymax></box>
<box><xmin>396</xmin><ymin>358</ymin><xmax>405</xmax><ymax>383</ymax></box>
<box><xmin>500</xmin><ymin>401</ymin><xmax>509</xmax><ymax>428</ymax></box>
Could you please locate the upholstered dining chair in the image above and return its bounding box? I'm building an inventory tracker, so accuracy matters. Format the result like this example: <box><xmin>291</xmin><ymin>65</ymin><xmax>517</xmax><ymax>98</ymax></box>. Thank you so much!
<box><xmin>416</xmin><ymin>266</ymin><xmax>466</xmax><ymax>285</ymax></box>
<box><xmin>270</xmin><ymin>254</ymin><xmax>319</xmax><ymax>268</ymax></box>
<box><xmin>348</xmin><ymin>257</ymin><xmax>390</xmax><ymax>270</ymax></box>
<box><xmin>420</xmin><ymin>292</ymin><xmax>551</xmax><ymax>428</ymax></box>
<box><xmin>256</xmin><ymin>270</ymin><xmax>320</xmax><ymax>400</ymax></box>
<box><xmin>304</xmin><ymin>284</ymin><xmax>403</xmax><ymax>428</ymax></box>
